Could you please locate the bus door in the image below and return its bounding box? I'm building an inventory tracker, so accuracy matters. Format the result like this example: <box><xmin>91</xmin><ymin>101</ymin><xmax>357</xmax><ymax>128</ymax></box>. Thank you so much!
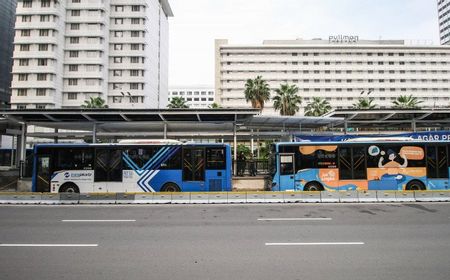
<box><xmin>205</xmin><ymin>147</ymin><xmax>227</xmax><ymax>191</ymax></box>
<box><xmin>426</xmin><ymin>145</ymin><xmax>449</xmax><ymax>190</ymax></box>
<box><xmin>183</xmin><ymin>147</ymin><xmax>206</xmax><ymax>191</ymax></box>
<box><xmin>35</xmin><ymin>154</ymin><xmax>51</xmax><ymax>192</ymax></box>
<box><xmin>94</xmin><ymin>149</ymin><xmax>123</xmax><ymax>192</ymax></box>
<box><xmin>338</xmin><ymin>147</ymin><xmax>368</xmax><ymax>191</ymax></box>
<box><xmin>278</xmin><ymin>154</ymin><xmax>295</xmax><ymax>191</ymax></box>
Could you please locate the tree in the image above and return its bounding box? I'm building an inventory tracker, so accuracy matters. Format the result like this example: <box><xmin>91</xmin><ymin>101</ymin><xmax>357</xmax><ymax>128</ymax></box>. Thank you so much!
<box><xmin>244</xmin><ymin>76</ymin><xmax>271</xmax><ymax>110</ymax></box>
<box><xmin>392</xmin><ymin>95</ymin><xmax>423</xmax><ymax>109</ymax></box>
<box><xmin>273</xmin><ymin>83</ymin><xmax>302</xmax><ymax>116</ymax></box>
<box><xmin>304</xmin><ymin>97</ymin><xmax>332</xmax><ymax>116</ymax></box>
<box><xmin>81</xmin><ymin>97</ymin><xmax>108</xmax><ymax>109</ymax></box>
<box><xmin>167</xmin><ymin>97</ymin><xmax>189</xmax><ymax>109</ymax></box>
<box><xmin>209</xmin><ymin>102</ymin><xmax>222</xmax><ymax>109</ymax></box>
<box><xmin>353</xmin><ymin>97</ymin><xmax>377</xmax><ymax>109</ymax></box>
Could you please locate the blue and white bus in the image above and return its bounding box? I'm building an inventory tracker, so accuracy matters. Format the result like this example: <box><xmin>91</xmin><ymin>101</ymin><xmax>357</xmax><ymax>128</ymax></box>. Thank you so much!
<box><xmin>32</xmin><ymin>140</ymin><xmax>232</xmax><ymax>193</ymax></box>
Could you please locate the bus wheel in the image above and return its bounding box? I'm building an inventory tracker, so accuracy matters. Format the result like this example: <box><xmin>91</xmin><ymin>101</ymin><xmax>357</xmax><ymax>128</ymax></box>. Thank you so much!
<box><xmin>304</xmin><ymin>182</ymin><xmax>324</xmax><ymax>192</ymax></box>
<box><xmin>59</xmin><ymin>183</ymin><xmax>80</xmax><ymax>193</ymax></box>
<box><xmin>161</xmin><ymin>183</ymin><xmax>181</xmax><ymax>192</ymax></box>
<box><xmin>406</xmin><ymin>180</ymin><xmax>426</xmax><ymax>191</ymax></box>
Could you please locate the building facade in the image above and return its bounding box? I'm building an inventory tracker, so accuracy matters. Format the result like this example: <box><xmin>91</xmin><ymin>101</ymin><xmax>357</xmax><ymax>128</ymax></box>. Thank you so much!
<box><xmin>168</xmin><ymin>86</ymin><xmax>215</xmax><ymax>108</ymax></box>
<box><xmin>439</xmin><ymin>0</ymin><xmax>450</xmax><ymax>45</ymax></box>
<box><xmin>0</xmin><ymin>0</ymin><xmax>17</xmax><ymax>108</ymax></box>
<box><xmin>215</xmin><ymin>39</ymin><xmax>450</xmax><ymax>115</ymax></box>
<box><xmin>11</xmin><ymin>0</ymin><xmax>172</xmax><ymax>109</ymax></box>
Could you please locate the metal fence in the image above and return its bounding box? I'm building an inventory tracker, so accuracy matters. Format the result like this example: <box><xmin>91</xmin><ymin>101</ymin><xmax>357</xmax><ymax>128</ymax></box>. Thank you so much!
<box><xmin>233</xmin><ymin>159</ymin><xmax>269</xmax><ymax>176</ymax></box>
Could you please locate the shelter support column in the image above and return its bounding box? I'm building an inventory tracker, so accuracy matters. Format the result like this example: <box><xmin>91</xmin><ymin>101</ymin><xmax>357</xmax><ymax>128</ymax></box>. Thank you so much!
<box><xmin>92</xmin><ymin>123</ymin><xmax>97</xmax><ymax>144</ymax></box>
<box><xmin>54</xmin><ymin>128</ymin><xmax>59</xmax><ymax>143</ymax></box>
<box><xmin>411</xmin><ymin>120</ymin><xmax>417</xmax><ymax>132</ymax></box>
<box><xmin>163</xmin><ymin>123</ymin><xmax>168</xmax><ymax>139</ymax></box>
<box><xmin>18</xmin><ymin>123</ymin><xmax>27</xmax><ymax>179</ymax></box>
<box><xmin>233</xmin><ymin>122</ymin><xmax>237</xmax><ymax>176</ymax></box>
<box><xmin>250</xmin><ymin>129</ymin><xmax>254</xmax><ymax>156</ymax></box>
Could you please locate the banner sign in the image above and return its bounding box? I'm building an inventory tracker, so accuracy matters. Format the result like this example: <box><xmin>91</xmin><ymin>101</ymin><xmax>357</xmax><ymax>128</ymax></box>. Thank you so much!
<box><xmin>294</xmin><ymin>131</ymin><xmax>450</xmax><ymax>142</ymax></box>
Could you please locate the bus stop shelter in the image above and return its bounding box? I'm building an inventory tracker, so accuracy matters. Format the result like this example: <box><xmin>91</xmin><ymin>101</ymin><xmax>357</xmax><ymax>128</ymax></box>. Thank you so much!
<box><xmin>0</xmin><ymin>108</ymin><xmax>344</xmax><ymax>175</ymax></box>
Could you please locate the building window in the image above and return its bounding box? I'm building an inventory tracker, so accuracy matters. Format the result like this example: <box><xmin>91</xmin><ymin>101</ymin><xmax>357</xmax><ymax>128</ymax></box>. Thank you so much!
<box><xmin>70</xmin><ymin>37</ymin><xmax>79</xmax><ymax>44</ymax></box>
<box><xmin>36</xmin><ymin>105</ymin><xmax>46</xmax><ymax>109</ymax></box>
<box><xmin>131</xmin><ymin>18</ymin><xmax>140</xmax><ymax>24</ymax></box>
<box><xmin>130</xmin><ymin>70</ymin><xmax>139</xmax><ymax>76</ymax></box>
<box><xmin>113</xmin><ymin>97</ymin><xmax>122</xmax><ymax>103</ymax></box>
<box><xmin>36</xmin><ymin>89</ymin><xmax>46</xmax><ymax>96</ymax></box>
<box><xmin>131</xmin><ymin>31</ymin><xmax>140</xmax><ymax>37</ymax></box>
<box><xmin>129</xmin><ymin>96</ymin><xmax>139</xmax><ymax>103</ymax></box>
<box><xmin>38</xmin><ymin>59</ymin><xmax>47</xmax><ymax>66</ymax></box>
<box><xmin>23</xmin><ymin>0</ymin><xmax>32</xmax><ymax>8</ymax></box>
<box><xmin>69</xmin><ymin>51</ymin><xmax>79</xmax><ymax>58</ymax></box>
<box><xmin>68</xmin><ymin>79</ymin><xmax>78</xmax><ymax>86</ymax></box>
<box><xmin>41</xmin><ymin>0</ymin><xmax>51</xmax><ymax>8</ymax></box>
<box><xmin>17</xmin><ymin>89</ymin><xmax>28</xmax><ymax>96</ymax></box>
<box><xmin>72</xmin><ymin>0</ymin><xmax>81</xmax><ymax>3</ymax></box>
<box><xmin>22</xmin><ymin>15</ymin><xmax>31</xmax><ymax>22</ymax></box>
<box><xmin>130</xmin><ymin>83</ymin><xmax>139</xmax><ymax>90</ymax></box>
<box><xmin>115</xmin><ymin>19</ymin><xmax>123</xmax><ymax>25</ymax></box>
<box><xmin>130</xmin><ymin>57</ymin><xmax>139</xmax><ymax>63</ymax></box>
<box><xmin>131</xmin><ymin>5</ymin><xmax>141</xmax><ymax>12</ymax></box>
<box><xmin>115</xmin><ymin>31</ymin><xmax>123</xmax><ymax>38</ymax></box>
<box><xmin>114</xmin><ymin>57</ymin><xmax>122</xmax><ymax>63</ymax></box>
<box><xmin>71</xmin><ymin>10</ymin><xmax>81</xmax><ymax>17</ymax></box>
<box><xmin>38</xmin><ymin>44</ymin><xmax>48</xmax><ymax>51</ymax></box>
<box><xmin>115</xmin><ymin>5</ymin><xmax>124</xmax><ymax>12</ymax></box>
<box><xmin>37</xmin><ymin>74</ymin><xmax>47</xmax><ymax>81</ymax></box>
<box><xmin>39</xmin><ymin>29</ymin><xmax>50</xmax><ymax>36</ymax></box>
<box><xmin>21</xmin><ymin>30</ymin><xmax>31</xmax><ymax>37</ymax></box>
<box><xmin>113</xmin><ymin>70</ymin><xmax>122</xmax><ymax>76</ymax></box>
<box><xmin>71</xmin><ymin>23</ymin><xmax>80</xmax><ymax>30</ymax></box>
<box><xmin>18</xmin><ymin>74</ymin><xmax>28</xmax><ymax>81</ymax></box>
<box><xmin>20</xmin><ymin>45</ymin><xmax>30</xmax><ymax>51</ymax></box>
<box><xmin>19</xmin><ymin>59</ymin><xmax>29</xmax><ymax>66</ymax></box>
<box><xmin>68</xmin><ymin>93</ymin><xmax>78</xmax><ymax>100</ymax></box>
<box><xmin>114</xmin><ymin>44</ymin><xmax>123</xmax><ymax>50</ymax></box>
<box><xmin>69</xmin><ymin>65</ymin><xmax>78</xmax><ymax>72</ymax></box>
<box><xmin>131</xmin><ymin>44</ymin><xmax>140</xmax><ymax>50</ymax></box>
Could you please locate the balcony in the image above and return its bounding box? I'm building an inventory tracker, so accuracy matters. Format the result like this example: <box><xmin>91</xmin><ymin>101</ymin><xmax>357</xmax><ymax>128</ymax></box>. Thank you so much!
<box><xmin>14</xmin><ymin>36</ymin><xmax>59</xmax><ymax>45</ymax></box>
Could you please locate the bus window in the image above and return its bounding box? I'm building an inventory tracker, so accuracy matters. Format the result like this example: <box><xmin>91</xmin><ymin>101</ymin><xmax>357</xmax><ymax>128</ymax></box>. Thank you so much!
<box><xmin>57</xmin><ymin>148</ymin><xmax>93</xmax><ymax>170</ymax></box>
<box><xmin>206</xmin><ymin>148</ymin><xmax>225</xmax><ymax>170</ymax></box>
<box><xmin>280</xmin><ymin>155</ymin><xmax>294</xmax><ymax>175</ymax></box>
<box><xmin>36</xmin><ymin>155</ymin><xmax>51</xmax><ymax>192</ymax></box>
<box><xmin>95</xmin><ymin>149</ymin><xmax>123</xmax><ymax>182</ymax></box>
<box><xmin>427</xmin><ymin>145</ymin><xmax>449</xmax><ymax>179</ymax></box>
<box><xmin>339</xmin><ymin>147</ymin><xmax>352</xmax><ymax>180</ymax></box>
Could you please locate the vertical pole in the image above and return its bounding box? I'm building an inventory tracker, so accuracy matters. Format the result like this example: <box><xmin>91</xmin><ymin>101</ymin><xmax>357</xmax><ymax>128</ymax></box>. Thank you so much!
<box><xmin>54</xmin><ymin>128</ymin><xmax>59</xmax><ymax>143</ymax></box>
<box><xmin>250</xmin><ymin>129</ymin><xmax>254</xmax><ymax>156</ymax></box>
<box><xmin>412</xmin><ymin>120</ymin><xmax>417</xmax><ymax>132</ymax></box>
<box><xmin>92</xmin><ymin>123</ymin><xmax>97</xmax><ymax>144</ymax></box>
<box><xmin>19</xmin><ymin>123</ymin><xmax>27</xmax><ymax>179</ymax></box>
<box><xmin>344</xmin><ymin>121</ymin><xmax>348</xmax><ymax>135</ymax></box>
<box><xmin>163</xmin><ymin>122</ymin><xmax>168</xmax><ymax>139</ymax></box>
<box><xmin>10</xmin><ymin>136</ymin><xmax>15</xmax><ymax>168</ymax></box>
<box><xmin>233</xmin><ymin>122</ymin><xmax>237</xmax><ymax>176</ymax></box>
<box><xmin>256</xmin><ymin>129</ymin><xmax>260</xmax><ymax>159</ymax></box>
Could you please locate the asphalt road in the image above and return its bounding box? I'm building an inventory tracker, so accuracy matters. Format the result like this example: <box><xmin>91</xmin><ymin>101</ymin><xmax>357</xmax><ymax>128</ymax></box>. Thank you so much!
<box><xmin>1</xmin><ymin>203</ymin><xmax>450</xmax><ymax>280</ymax></box>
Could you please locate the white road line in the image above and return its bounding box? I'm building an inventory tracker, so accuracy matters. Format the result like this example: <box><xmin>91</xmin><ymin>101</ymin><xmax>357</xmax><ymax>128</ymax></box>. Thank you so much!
<box><xmin>258</xmin><ymin>218</ymin><xmax>332</xmax><ymax>221</ymax></box>
<box><xmin>265</xmin><ymin>242</ymin><xmax>364</xmax><ymax>246</ymax></box>
<box><xmin>0</xmin><ymin>244</ymin><xmax>98</xmax><ymax>247</ymax></box>
<box><xmin>61</xmin><ymin>220</ymin><xmax>136</xmax><ymax>222</ymax></box>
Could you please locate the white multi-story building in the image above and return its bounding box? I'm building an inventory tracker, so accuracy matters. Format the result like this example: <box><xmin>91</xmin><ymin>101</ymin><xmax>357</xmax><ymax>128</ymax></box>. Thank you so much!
<box><xmin>11</xmin><ymin>0</ymin><xmax>172</xmax><ymax>109</ymax></box>
<box><xmin>439</xmin><ymin>0</ymin><xmax>450</xmax><ymax>45</ymax></box>
<box><xmin>168</xmin><ymin>86</ymin><xmax>215</xmax><ymax>108</ymax></box>
<box><xmin>215</xmin><ymin>38</ymin><xmax>450</xmax><ymax>115</ymax></box>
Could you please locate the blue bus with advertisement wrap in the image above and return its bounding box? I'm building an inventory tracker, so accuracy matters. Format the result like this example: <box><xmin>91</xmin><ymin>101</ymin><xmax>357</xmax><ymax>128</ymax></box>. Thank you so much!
<box><xmin>269</xmin><ymin>140</ymin><xmax>450</xmax><ymax>192</ymax></box>
<box><xmin>32</xmin><ymin>140</ymin><xmax>232</xmax><ymax>193</ymax></box>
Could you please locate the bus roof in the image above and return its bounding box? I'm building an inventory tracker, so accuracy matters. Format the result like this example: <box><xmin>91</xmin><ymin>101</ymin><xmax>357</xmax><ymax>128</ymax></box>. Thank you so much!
<box><xmin>34</xmin><ymin>142</ymin><xmax>228</xmax><ymax>148</ymax></box>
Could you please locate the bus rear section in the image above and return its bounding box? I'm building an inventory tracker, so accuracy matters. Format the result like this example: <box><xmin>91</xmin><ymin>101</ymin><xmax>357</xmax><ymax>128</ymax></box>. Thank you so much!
<box><xmin>32</xmin><ymin>143</ymin><xmax>232</xmax><ymax>193</ymax></box>
<box><xmin>269</xmin><ymin>141</ymin><xmax>450</xmax><ymax>192</ymax></box>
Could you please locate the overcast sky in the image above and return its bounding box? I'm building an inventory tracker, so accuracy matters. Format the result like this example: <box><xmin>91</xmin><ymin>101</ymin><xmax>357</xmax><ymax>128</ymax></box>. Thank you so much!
<box><xmin>168</xmin><ymin>0</ymin><xmax>440</xmax><ymax>87</ymax></box>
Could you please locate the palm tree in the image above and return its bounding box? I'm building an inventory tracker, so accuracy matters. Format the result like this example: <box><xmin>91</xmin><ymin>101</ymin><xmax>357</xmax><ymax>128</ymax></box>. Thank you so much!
<box><xmin>392</xmin><ymin>95</ymin><xmax>423</xmax><ymax>109</ymax></box>
<box><xmin>209</xmin><ymin>102</ymin><xmax>222</xmax><ymax>109</ymax></box>
<box><xmin>304</xmin><ymin>97</ymin><xmax>332</xmax><ymax>116</ymax></box>
<box><xmin>244</xmin><ymin>76</ymin><xmax>271</xmax><ymax>110</ymax></box>
<box><xmin>167</xmin><ymin>97</ymin><xmax>189</xmax><ymax>109</ymax></box>
<box><xmin>273</xmin><ymin>83</ymin><xmax>302</xmax><ymax>116</ymax></box>
<box><xmin>353</xmin><ymin>97</ymin><xmax>377</xmax><ymax>109</ymax></box>
<box><xmin>81</xmin><ymin>97</ymin><xmax>108</xmax><ymax>109</ymax></box>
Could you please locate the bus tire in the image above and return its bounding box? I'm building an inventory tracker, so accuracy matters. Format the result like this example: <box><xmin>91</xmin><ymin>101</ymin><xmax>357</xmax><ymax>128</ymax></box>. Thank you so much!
<box><xmin>59</xmin><ymin>183</ymin><xmax>80</xmax><ymax>193</ymax></box>
<box><xmin>160</xmin><ymin>183</ymin><xmax>181</xmax><ymax>192</ymax></box>
<box><xmin>406</xmin><ymin>180</ymin><xmax>426</xmax><ymax>191</ymax></box>
<box><xmin>304</xmin><ymin>182</ymin><xmax>324</xmax><ymax>192</ymax></box>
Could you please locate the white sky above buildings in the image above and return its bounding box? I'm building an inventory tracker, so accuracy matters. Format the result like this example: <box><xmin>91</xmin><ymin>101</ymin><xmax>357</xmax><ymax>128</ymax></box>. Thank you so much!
<box><xmin>168</xmin><ymin>0</ymin><xmax>440</xmax><ymax>87</ymax></box>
